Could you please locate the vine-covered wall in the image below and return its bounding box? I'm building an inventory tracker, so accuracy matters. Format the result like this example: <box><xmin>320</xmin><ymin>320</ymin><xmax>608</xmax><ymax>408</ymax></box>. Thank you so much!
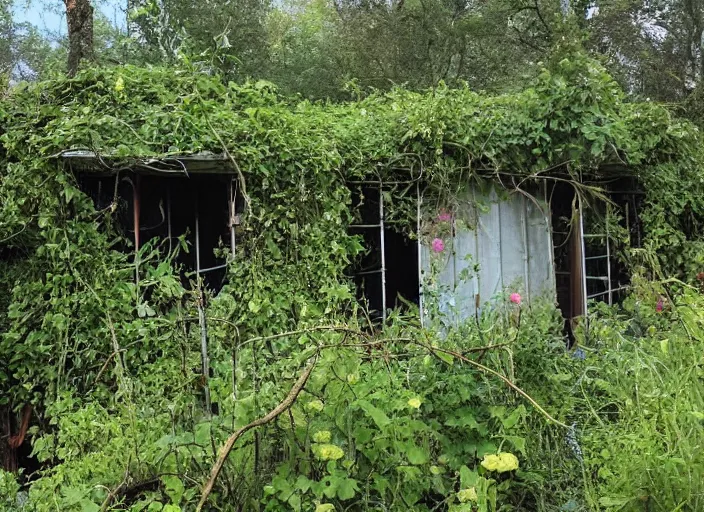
<box><xmin>2</xmin><ymin>52</ymin><xmax>704</xmax><ymax>510</ymax></box>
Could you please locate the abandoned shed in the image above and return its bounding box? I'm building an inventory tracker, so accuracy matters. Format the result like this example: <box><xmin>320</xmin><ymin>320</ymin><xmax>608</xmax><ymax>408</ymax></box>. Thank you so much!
<box><xmin>5</xmin><ymin>62</ymin><xmax>704</xmax><ymax>505</ymax></box>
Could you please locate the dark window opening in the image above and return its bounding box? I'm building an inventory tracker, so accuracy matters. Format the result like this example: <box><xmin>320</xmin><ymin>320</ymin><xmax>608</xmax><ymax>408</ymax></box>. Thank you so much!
<box><xmin>1</xmin><ymin>405</ymin><xmax>40</xmax><ymax>475</ymax></box>
<box><xmin>77</xmin><ymin>172</ymin><xmax>241</xmax><ymax>293</ymax></box>
<box><xmin>549</xmin><ymin>177</ymin><xmax>643</xmax><ymax>326</ymax></box>
<box><xmin>550</xmin><ymin>181</ymin><xmax>577</xmax><ymax>321</ymax></box>
<box><xmin>348</xmin><ymin>184</ymin><xmax>420</xmax><ymax>322</ymax></box>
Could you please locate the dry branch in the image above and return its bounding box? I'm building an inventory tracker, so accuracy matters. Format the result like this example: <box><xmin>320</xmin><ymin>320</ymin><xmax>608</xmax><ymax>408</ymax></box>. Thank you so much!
<box><xmin>196</xmin><ymin>356</ymin><xmax>318</xmax><ymax>511</ymax></box>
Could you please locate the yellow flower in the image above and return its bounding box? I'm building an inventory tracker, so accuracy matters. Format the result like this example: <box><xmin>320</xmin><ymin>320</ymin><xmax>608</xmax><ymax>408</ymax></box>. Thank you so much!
<box><xmin>313</xmin><ymin>443</ymin><xmax>345</xmax><ymax>461</ymax></box>
<box><xmin>115</xmin><ymin>76</ymin><xmax>125</xmax><ymax>92</ymax></box>
<box><xmin>306</xmin><ymin>399</ymin><xmax>324</xmax><ymax>412</ymax></box>
<box><xmin>313</xmin><ymin>430</ymin><xmax>332</xmax><ymax>443</ymax></box>
<box><xmin>481</xmin><ymin>452</ymin><xmax>519</xmax><ymax>473</ymax></box>
<box><xmin>407</xmin><ymin>397</ymin><xmax>422</xmax><ymax>409</ymax></box>
<box><xmin>315</xmin><ymin>504</ymin><xmax>335</xmax><ymax>512</ymax></box>
<box><xmin>457</xmin><ymin>487</ymin><xmax>478</xmax><ymax>503</ymax></box>
<box><xmin>346</xmin><ymin>373</ymin><xmax>359</xmax><ymax>385</ymax></box>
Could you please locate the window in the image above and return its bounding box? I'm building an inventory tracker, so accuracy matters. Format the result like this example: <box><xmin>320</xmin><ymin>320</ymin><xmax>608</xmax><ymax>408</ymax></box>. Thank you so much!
<box><xmin>550</xmin><ymin>176</ymin><xmax>642</xmax><ymax>323</ymax></box>
<box><xmin>69</xmin><ymin>153</ymin><xmax>242</xmax><ymax>292</ymax></box>
<box><xmin>348</xmin><ymin>182</ymin><xmax>420</xmax><ymax>322</ymax></box>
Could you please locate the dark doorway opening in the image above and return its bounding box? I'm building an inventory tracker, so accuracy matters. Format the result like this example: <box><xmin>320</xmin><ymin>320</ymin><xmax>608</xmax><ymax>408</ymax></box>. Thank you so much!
<box><xmin>549</xmin><ymin>177</ymin><xmax>643</xmax><ymax>330</ymax></box>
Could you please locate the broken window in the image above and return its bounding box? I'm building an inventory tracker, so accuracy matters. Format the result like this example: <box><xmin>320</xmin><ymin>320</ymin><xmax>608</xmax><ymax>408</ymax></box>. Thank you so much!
<box><xmin>68</xmin><ymin>153</ymin><xmax>242</xmax><ymax>293</ymax></box>
<box><xmin>550</xmin><ymin>176</ymin><xmax>642</xmax><ymax>323</ymax></box>
<box><xmin>348</xmin><ymin>182</ymin><xmax>420</xmax><ymax>322</ymax></box>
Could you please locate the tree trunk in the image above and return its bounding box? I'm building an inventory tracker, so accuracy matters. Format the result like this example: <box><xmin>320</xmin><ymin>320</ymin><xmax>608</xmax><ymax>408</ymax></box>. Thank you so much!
<box><xmin>64</xmin><ymin>0</ymin><xmax>94</xmax><ymax>76</ymax></box>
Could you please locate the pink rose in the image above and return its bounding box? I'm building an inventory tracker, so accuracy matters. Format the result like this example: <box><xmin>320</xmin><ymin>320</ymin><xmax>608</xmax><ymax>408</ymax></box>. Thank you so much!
<box><xmin>431</xmin><ymin>238</ymin><xmax>445</xmax><ymax>253</ymax></box>
<box><xmin>510</xmin><ymin>293</ymin><xmax>521</xmax><ymax>305</ymax></box>
<box><xmin>437</xmin><ymin>211</ymin><xmax>452</xmax><ymax>222</ymax></box>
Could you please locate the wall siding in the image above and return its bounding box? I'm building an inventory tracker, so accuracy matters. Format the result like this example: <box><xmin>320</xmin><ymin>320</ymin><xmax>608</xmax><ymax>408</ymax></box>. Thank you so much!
<box><xmin>421</xmin><ymin>185</ymin><xmax>555</xmax><ymax>324</ymax></box>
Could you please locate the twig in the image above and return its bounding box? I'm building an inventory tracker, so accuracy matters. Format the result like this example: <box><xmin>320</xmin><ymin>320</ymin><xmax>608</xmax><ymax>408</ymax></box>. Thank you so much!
<box><xmin>0</xmin><ymin>224</ymin><xmax>27</xmax><ymax>245</ymax></box>
<box><xmin>105</xmin><ymin>310</ymin><xmax>129</xmax><ymax>393</ymax></box>
<box><xmin>93</xmin><ymin>348</ymin><xmax>125</xmax><ymax>385</ymax></box>
<box><xmin>235</xmin><ymin>326</ymin><xmax>370</xmax><ymax>350</ymax></box>
<box><xmin>196</xmin><ymin>356</ymin><xmax>318</xmax><ymax>511</ymax></box>
<box><xmin>99</xmin><ymin>461</ymin><xmax>130</xmax><ymax>512</ymax></box>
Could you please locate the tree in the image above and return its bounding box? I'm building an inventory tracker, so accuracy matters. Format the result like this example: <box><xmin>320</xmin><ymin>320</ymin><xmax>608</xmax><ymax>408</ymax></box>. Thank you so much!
<box><xmin>64</xmin><ymin>0</ymin><xmax>94</xmax><ymax>76</ymax></box>
<box><xmin>128</xmin><ymin>0</ymin><xmax>272</xmax><ymax>79</ymax></box>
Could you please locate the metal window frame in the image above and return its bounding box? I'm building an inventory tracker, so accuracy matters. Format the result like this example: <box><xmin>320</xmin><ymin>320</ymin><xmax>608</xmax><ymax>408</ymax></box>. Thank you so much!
<box><xmin>583</xmin><ymin>202</ymin><xmax>623</xmax><ymax>309</ymax></box>
<box><xmin>349</xmin><ymin>183</ymin><xmax>388</xmax><ymax>322</ymax></box>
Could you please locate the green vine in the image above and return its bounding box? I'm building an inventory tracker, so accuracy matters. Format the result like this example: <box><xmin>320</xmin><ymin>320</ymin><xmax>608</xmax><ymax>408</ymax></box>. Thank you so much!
<box><xmin>2</xmin><ymin>51</ymin><xmax>704</xmax><ymax>511</ymax></box>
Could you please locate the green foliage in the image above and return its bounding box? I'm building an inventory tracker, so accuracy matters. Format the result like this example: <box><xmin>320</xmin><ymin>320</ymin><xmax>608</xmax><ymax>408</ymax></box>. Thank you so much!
<box><xmin>2</xmin><ymin>55</ymin><xmax>704</xmax><ymax>511</ymax></box>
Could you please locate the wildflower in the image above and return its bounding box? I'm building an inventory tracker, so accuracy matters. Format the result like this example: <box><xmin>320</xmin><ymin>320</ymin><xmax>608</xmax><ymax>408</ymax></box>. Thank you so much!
<box><xmin>315</xmin><ymin>504</ymin><xmax>335</xmax><ymax>512</ymax></box>
<box><xmin>437</xmin><ymin>210</ymin><xmax>452</xmax><ymax>222</ymax></box>
<box><xmin>346</xmin><ymin>373</ymin><xmax>359</xmax><ymax>385</ymax></box>
<box><xmin>510</xmin><ymin>293</ymin><xmax>521</xmax><ymax>305</ymax></box>
<box><xmin>481</xmin><ymin>452</ymin><xmax>519</xmax><ymax>472</ymax></box>
<box><xmin>571</xmin><ymin>348</ymin><xmax>585</xmax><ymax>360</ymax></box>
<box><xmin>431</xmin><ymin>238</ymin><xmax>445</xmax><ymax>253</ymax></box>
<box><xmin>313</xmin><ymin>430</ymin><xmax>332</xmax><ymax>443</ymax></box>
<box><xmin>430</xmin><ymin>465</ymin><xmax>443</xmax><ymax>475</ymax></box>
<box><xmin>306</xmin><ymin>399</ymin><xmax>324</xmax><ymax>412</ymax></box>
<box><xmin>407</xmin><ymin>397</ymin><xmax>422</xmax><ymax>409</ymax></box>
<box><xmin>656</xmin><ymin>297</ymin><xmax>664</xmax><ymax>312</ymax></box>
<box><xmin>457</xmin><ymin>487</ymin><xmax>478</xmax><ymax>503</ymax></box>
<box><xmin>313</xmin><ymin>443</ymin><xmax>345</xmax><ymax>461</ymax></box>
<box><xmin>115</xmin><ymin>76</ymin><xmax>125</xmax><ymax>92</ymax></box>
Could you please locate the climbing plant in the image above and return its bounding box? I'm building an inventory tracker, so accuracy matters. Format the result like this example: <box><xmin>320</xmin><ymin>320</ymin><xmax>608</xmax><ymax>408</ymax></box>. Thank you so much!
<box><xmin>1</xmin><ymin>51</ymin><xmax>704</xmax><ymax>511</ymax></box>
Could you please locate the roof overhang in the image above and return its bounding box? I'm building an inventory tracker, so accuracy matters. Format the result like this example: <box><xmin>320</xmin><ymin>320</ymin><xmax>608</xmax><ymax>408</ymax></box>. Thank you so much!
<box><xmin>57</xmin><ymin>150</ymin><xmax>235</xmax><ymax>176</ymax></box>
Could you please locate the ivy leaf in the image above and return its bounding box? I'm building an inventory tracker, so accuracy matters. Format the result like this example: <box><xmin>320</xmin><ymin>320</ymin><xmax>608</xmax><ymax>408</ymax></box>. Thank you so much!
<box><xmin>162</xmin><ymin>475</ymin><xmax>185</xmax><ymax>504</ymax></box>
<box><xmin>79</xmin><ymin>500</ymin><xmax>101</xmax><ymax>512</ymax></box>
<box><xmin>501</xmin><ymin>405</ymin><xmax>526</xmax><ymax>429</ymax></box>
<box><xmin>294</xmin><ymin>475</ymin><xmax>312</xmax><ymax>493</ymax></box>
<box><xmin>356</xmin><ymin>399</ymin><xmax>390</xmax><ymax>429</ymax></box>
<box><xmin>406</xmin><ymin>444</ymin><xmax>429</xmax><ymax>465</ymax></box>
<box><xmin>501</xmin><ymin>435</ymin><xmax>527</xmax><ymax>456</ymax></box>
<box><xmin>336</xmin><ymin>478</ymin><xmax>358</xmax><ymax>500</ymax></box>
<box><xmin>288</xmin><ymin>493</ymin><xmax>302</xmax><ymax>511</ymax></box>
<box><xmin>195</xmin><ymin>422</ymin><xmax>210</xmax><ymax>446</ymax></box>
<box><xmin>459</xmin><ymin>465</ymin><xmax>478</xmax><ymax>488</ymax></box>
<box><xmin>248</xmin><ymin>300</ymin><xmax>261</xmax><ymax>313</ymax></box>
<box><xmin>433</xmin><ymin>349</ymin><xmax>454</xmax><ymax>366</ymax></box>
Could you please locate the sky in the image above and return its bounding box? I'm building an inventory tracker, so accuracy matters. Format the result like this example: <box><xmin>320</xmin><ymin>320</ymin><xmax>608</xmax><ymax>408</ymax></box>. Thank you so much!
<box><xmin>13</xmin><ymin>0</ymin><xmax>125</xmax><ymax>35</ymax></box>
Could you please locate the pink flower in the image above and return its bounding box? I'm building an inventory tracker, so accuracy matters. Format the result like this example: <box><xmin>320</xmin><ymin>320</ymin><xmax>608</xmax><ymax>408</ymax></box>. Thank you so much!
<box><xmin>437</xmin><ymin>211</ymin><xmax>452</xmax><ymax>222</ymax></box>
<box><xmin>510</xmin><ymin>293</ymin><xmax>522</xmax><ymax>305</ymax></box>
<box><xmin>431</xmin><ymin>238</ymin><xmax>445</xmax><ymax>253</ymax></box>
<box><xmin>656</xmin><ymin>297</ymin><xmax>664</xmax><ymax>312</ymax></box>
